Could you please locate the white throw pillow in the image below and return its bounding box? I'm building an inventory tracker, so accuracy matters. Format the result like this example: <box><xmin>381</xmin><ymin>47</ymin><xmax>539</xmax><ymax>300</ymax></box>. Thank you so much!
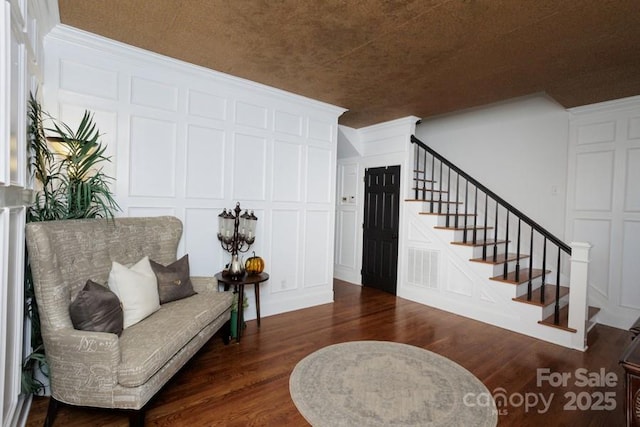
<box><xmin>108</xmin><ymin>256</ymin><xmax>160</xmax><ymax>328</ymax></box>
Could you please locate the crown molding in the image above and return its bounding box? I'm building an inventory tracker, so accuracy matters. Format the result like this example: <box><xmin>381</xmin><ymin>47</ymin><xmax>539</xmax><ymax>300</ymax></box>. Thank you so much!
<box><xmin>45</xmin><ymin>24</ymin><xmax>347</xmax><ymax>117</ymax></box>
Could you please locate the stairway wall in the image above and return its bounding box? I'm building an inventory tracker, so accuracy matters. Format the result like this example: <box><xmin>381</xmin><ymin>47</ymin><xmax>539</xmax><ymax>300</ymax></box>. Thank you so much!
<box><xmin>415</xmin><ymin>95</ymin><xmax>570</xmax><ymax>238</ymax></box>
<box><xmin>566</xmin><ymin>96</ymin><xmax>640</xmax><ymax>330</ymax></box>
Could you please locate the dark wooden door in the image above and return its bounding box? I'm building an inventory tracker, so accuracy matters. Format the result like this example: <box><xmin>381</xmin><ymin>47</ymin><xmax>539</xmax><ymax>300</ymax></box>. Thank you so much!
<box><xmin>362</xmin><ymin>165</ymin><xmax>400</xmax><ymax>295</ymax></box>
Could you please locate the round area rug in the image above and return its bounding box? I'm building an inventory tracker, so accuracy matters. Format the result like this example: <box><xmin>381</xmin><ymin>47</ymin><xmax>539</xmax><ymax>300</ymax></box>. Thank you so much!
<box><xmin>289</xmin><ymin>341</ymin><xmax>497</xmax><ymax>427</ymax></box>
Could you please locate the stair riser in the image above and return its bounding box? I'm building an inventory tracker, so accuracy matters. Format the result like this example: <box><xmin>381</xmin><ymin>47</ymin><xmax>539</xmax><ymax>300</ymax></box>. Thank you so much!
<box><xmin>542</xmin><ymin>295</ymin><xmax>570</xmax><ymax>319</ymax></box>
<box><xmin>487</xmin><ymin>260</ymin><xmax>531</xmax><ymax>277</ymax></box>
<box><xmin>471</xmin><ymin>245</ymin><xmax>509</xmax><ymax>259</ymax></box>
<box><xmin>435</xmin><ymin>214</ymin><xmax>477</xmax><ymax>227</ymax></box>
<box><xmin>448</xmin><ymin>229</ymin><xmax>493</xmax><ymax>242</ymax></box>
<box><xmin>513</xmin><ymin>278</ymin><xmax>544</xmax><ymax>297</ymax></box>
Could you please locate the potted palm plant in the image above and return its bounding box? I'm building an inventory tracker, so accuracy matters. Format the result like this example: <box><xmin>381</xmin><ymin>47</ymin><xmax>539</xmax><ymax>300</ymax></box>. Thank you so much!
<box><xmin>22</xmin><ymin>93</ymin><xmax>120</xmax><ymax>394</ymax></box>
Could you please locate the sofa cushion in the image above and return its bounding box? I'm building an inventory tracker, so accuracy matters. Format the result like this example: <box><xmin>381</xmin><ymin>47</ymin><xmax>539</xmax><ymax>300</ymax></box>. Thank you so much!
<box><xmin>108</xmin><ymin>256</ymin><xmax>160</xmax><ymax>328</ymax></box>
<box><xmin>69</xmin><ymin>280</ymin><xmax>124</xmax><ymax>336</ymax></box>
<box><xmin>117</xmin><ymin>290</ymin><xmax>232</xmax><ymax>387</ymax></box>
<box><xmin>150</xmin><ymin>254</ymin><xmax>197</xmax><ymax>304</ymax></box>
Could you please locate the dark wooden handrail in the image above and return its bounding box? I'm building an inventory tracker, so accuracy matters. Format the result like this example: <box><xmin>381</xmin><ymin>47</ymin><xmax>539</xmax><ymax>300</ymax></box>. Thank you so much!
<box><xmin>411</xmin><ymin>135</ymin><xmax>571</xmax><ymax>255</ymax></box>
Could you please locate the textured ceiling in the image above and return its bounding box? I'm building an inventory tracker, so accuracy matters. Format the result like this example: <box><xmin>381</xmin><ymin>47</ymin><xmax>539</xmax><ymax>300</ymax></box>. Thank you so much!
<box><xmin>57</xmin><ymin>0</ymin><xmax>640</xmax><ymax>128</ymax></box>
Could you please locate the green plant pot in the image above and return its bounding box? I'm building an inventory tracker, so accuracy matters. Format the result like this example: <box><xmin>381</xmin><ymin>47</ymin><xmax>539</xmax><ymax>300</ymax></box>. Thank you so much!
<box><xmin>230</xmin><ymin>310</ymin><xmax>246</xmax><ymax>338</ymax></box>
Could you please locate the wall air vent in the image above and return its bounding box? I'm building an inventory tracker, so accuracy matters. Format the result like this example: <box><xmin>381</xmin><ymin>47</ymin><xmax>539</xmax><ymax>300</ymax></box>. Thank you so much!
<box><xmin>408</xmin><ymin>247</ymin><xmax>439</xmax><ymax>289</ymax></box>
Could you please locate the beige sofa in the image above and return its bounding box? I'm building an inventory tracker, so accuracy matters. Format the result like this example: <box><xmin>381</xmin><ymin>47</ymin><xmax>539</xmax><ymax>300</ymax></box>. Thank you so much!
<box><xmin>26</xmin><ymin>216</ymin><xmax>234</xmax><ymax>426</ymax></box>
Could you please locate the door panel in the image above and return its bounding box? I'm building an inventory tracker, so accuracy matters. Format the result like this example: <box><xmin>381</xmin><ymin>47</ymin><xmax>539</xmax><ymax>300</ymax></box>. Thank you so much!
<box><xmin>362</xmin><ymin>165</ymin><xmax>400</xmax><ymax>294</ymax></box>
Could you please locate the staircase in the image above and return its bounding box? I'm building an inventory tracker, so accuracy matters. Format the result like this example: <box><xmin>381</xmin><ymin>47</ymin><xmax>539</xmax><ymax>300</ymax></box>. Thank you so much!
<box><xmin>408</xmin><ymin>135</ymin><xmax>599</xmax><ymax>347</ymax></box>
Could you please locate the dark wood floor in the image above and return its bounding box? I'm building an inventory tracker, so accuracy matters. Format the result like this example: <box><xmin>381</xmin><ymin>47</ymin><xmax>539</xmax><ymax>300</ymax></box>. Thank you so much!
<box><xmin>27</xmin><ymin>279</ymin><xmax>629</xmax><ymax>426</ymax></box>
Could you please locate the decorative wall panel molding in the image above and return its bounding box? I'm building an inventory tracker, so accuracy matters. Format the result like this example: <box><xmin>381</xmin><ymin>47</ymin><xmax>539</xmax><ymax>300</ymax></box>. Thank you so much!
<box><xmin>577</xmin><ymin>121</ymin><xmax>616</xmax><ymax>145</ymax></box>
<box><xmin>60</xmin><ymin>59</ymin><xmax>117</xmax><ymax>99</ymax></box>
<box><xmin>44</xmin><ymin>24</ymin><xmax>344</xmax><ymax>323</ymax></box>
<box><xmin>129</xmin><ymin>116</ymin><xmax>177</xmax><ymax>197</ymax></box>
<box><xmin>567</xmin><ymin>97</ymin><xmax>640</xmax><ymax>329</ymax></box>
<box><xmin>625</xmin><ymin>148</ymin><xmax>640</xmax><ymax>212</ymax></box>
<box><xmin>272</xmin><ymin>140</ymin><xmax>302</xmax><ymax>202</ymax></box>
<box><xmin>235</xmin><ymin>101</ymin><xmax>268</xmax><ymax>130</ymax></box>
<box><xmin>185</xmin><ymin>125</ymin><xmax>225</xmax><ymax>199</ymax></box>
<box><xmin>336</xmin><ymin>210</ymin><xmax>357</xmax><ymax>268</ymax></box>
<box><xmin>270</xmin><ymin>209</ymin><xmax>301</xmax><ymax>293</ymax></box>
<box><xmin>275</xmin><ymin>110</ymin><xmax>303</xmax><ymax>136</ymax></box>
<box><xmin>572</xmin><ymin>218</ymin><xmax>611</xmax><ymax>298</ymax></box>
<box><xmin>187</xmin><ymin>89</ymin><xmax>227</xmax><ymax>121</ymax></box>
<box><xmin>574</xmin><ymin>150</ymin><xmax>614</xmax><ymax>211</ymax></box>
<box><xmin>130</xmin><ymin>76</ymin><xmax>178</xmax><ymax>112</ymax></box>
<box><xmin>232</xmin><ymin>133</ymin><xmax>267</xmax><ymax>201</ymax></box>
<box><xmin>304</xmin><ymin>210</ymin><xmax>331</xmax><ymax>288</ymax></box>
<box><xmin>306</xmin><ymin>146</ymin><xmax>332</xmax><ymax>203</ymax></box>
<box><xmin>620</xmin><ymin>220</ymin><xmax>640</xmax><ymax>310</ymax></box>
<box><xmin>308</xmin><ymin>119</ymin><xmax>333</xmax><ymax>143</ymax></box>
<box><xmin>628</xmin><ymin>116</ymin><xmax>640</xmax><ymax>140</ymax></box>
<box><xmin>445</xmin><ymin>259</ymin><xmax>474</xmax><ymax>297</ymax></box>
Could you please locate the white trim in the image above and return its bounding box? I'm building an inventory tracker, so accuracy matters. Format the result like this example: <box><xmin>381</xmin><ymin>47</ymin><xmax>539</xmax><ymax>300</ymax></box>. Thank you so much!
<box><xmin>46</xmin><ymin>25</ymin><xmax>347</xmax><ymax>117</ymax></box>
<box><xmin>569</xmin><ymin>95</ymin><xmax>640</xmax><ymax>115</ymax></box>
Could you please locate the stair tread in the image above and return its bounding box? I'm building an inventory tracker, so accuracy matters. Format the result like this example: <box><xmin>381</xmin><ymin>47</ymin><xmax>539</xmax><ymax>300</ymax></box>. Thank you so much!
<box><xmin>469</xmin><ymin>253</ymin><xmax>529</xmax><ymax>264</ymax></box>
<box><xmin>418</xmin><ymin>211</ymin><xmax>476</xmax><ymax>216</ymax></box>
<box><xmin>434</xmin><ymin>225</ymin><xmax>494</xmax><ymax>231</ymax></box>
<box><xmin>512</xmin><ymin>284</ymin><xmax>570</xmax><ymax>306</ymax></box>
<box><xmin>410</xmin><ymin>188</ymin><xmax>450</xmax><ymax>194</ymax></box>
<box><xmin>538</xmin><ymin>305</ymin><xmax>600</xmax><ymax>332</ymax></box>
<box><xmin>490</xmin><ymin>268</ymin><xmax>550</xmax><ymax>284</ymax></box>
<box><xmin>451</xmin><ymin>239</ymin><xmax>508</xmax><ymax>247</ymax></box>
<box><xmin>414</xmin><ymin>199</ymin><xmax>462</xmax><ymax>204</ymax></box>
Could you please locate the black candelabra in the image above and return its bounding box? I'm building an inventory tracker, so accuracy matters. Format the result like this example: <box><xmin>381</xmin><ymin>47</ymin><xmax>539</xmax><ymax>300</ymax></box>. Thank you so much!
<box><xmin>217</xmin><ymin>202</ymin><xmax>257</xmax><ymax>278</ymax></box>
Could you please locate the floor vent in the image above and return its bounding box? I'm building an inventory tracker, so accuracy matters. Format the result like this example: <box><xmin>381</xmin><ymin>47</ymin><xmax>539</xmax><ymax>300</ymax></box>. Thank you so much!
<box><xmin>408</xmin><ymin>247</ymin><xmax>439</xmax><ymax>289</ymax></box>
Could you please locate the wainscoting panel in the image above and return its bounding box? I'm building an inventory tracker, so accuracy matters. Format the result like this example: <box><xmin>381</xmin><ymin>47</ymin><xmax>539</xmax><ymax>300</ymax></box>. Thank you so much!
<box><xmin>577</xmin><ymin>120</ymin><xmax>616</xmax><ymax>145</ymax></box>
<box><xmin>131</xmin><ymin>76</ymin><xmax>178</xmax><ymax>112</ymax></box>
<box><xmin>304</xmin><ymin>210</ymin><xmax>331</xmax><ymax>288</ymax></box>
<box><xmin>275</xmin><ymin>110</ymin><xmax>303</xmax><ymax>136</ymax></box>
<box><xmin>128</xmin><ymin>206</ymin><xmax>176</xmax><ymax>217</ymax></box>
<box><xmin>235</xmin><ymin>101</ymin><xmax>268</xmax><ymax>130</ymax></box>
<box><xmin>574</xmin><ymin>150</ymin><xmax>614</xmax><ymax>211</ymax></box>
<box><xmin>59</xmin><ymin>59</ymin><xmax>118</xmax><ymax>100</ymax></box>
<box><xmin>620</xmin><ymin>220</ymin><xmax>640</xmax><ymax>310</ymax></box>
<box><xmin>626</xmin><ymin>147</ymin><xmax>640</xmax><ymax>211</ymax></box>
<box><xmin>308</xmin><ymin>118</ymin><xmax>333</xmax><ymax>144</ymax></box>
<box><xmin>184</xmin><ymin>208</ymin><xmax>221</xmax><ymax>276</ymax></box>
<box><xmin>44</xmin><ymin>25</ymin><xmax>344</xmax><ymax>321</ymax></box>
<box><xmin>572</xmin><ymin>218</ymin><xmax>611</xmax><ymax>298</ymax></box>
<box><xmin>270</xmin><ymin>209</ymin><xmax>301</xmax><ymax>293</ymax></box>
<box><xmin>567</xmin><ymin>96</ymin><xmax>640</xmax><ymax>329</ymax></box>
<box><xmin>272</xmin><ymin>140</ymin><xmax>302</xmax><ymax>202</ymax></box>
<box><xmin>336</xmin><ymin>209</ymin><xmax>358</xmax><ymax>269</ymax></box>
<box><xmin>232</xmin><ymin>133</ymin><xmax>267</xmax><ymax>201</ymax></box>
<box><xmin>306</xmin><ymin>146</ymin><xmax>332</xmax><ymax>203</ymax></box>
<box><xmin>187</xmin><ymin>89</ymin><xmax>227</xmax><ymax>121</ymax></box>
<box><xmin>185</xmin><ymin>125</ymin><xmax>225</xmax><ymax>199</ymax></box>
<box><xmin>129</xmin><ymin>116</ymin><xmax>177</xmax><ymax>197</ymax></box>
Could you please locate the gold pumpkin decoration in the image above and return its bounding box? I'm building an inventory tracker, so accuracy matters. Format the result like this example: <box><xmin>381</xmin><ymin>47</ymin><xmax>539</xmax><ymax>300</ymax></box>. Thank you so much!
<box><xmin>245</xmin><ymin>252</ymin><xmax>265</xmax><ymax>275</ymax></box>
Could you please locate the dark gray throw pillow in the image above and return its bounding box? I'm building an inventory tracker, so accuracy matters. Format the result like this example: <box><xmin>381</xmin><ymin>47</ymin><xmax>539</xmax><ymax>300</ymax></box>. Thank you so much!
<box><xmin>69</xmin><ymin>280</ymin><xmax>124</xmax><ymax>336</ymax></box>
<box><xmin>150</xmin><ymin>254</ymin><xmax>197</xmax><ymax>304</ymax></box>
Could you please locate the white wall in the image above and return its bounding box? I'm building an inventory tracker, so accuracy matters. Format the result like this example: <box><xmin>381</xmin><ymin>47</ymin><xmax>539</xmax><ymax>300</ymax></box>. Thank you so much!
<box><xmin>334</xmin><ymin>116</ymin><xmax>419</xmax><ymax>284</ymax></box>
<box><xmin>415</xmin><ymin>95</ymin><xmax>570</xmax><ymax>237</ymax></box>
<box><xmin>566</xmin><ymin>96</ymin><xmax>640</xmax><ymax>330</ymax></box>
<box><xmin>43</xmin><ymin>25</ymin><xmax>345</xmax><ymax>321</ymax></box>
<box><xmin>1</xmin><ymin>0</ymin><xmax>55</xmax><ymax>424</ymax></box>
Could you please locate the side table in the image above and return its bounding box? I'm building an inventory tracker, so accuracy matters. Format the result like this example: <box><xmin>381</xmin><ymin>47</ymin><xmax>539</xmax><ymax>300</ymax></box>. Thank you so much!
<box><xmin>621</xmin><ymin>335</ymin><xmax>640</xmax><ymax>426</ymax></box>
<box><xmin>215</xmin><ymin>271</ymin><xmax>269</xmax><ymax>343</ymax></box>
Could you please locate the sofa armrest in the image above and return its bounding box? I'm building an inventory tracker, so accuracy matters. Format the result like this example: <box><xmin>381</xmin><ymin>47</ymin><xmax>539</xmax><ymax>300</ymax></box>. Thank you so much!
<box><xmin>191</xmin><ymin>276</ymin><xmax>219</xmax><ymax>293</ymax></box>
<box><xmin>45</xmin><ymin>328</ymin><xmax>121</xmax><ymax>402</ymax></box>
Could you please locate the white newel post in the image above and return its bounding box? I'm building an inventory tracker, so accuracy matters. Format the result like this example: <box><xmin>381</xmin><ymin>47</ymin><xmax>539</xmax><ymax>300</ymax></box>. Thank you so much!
<box><xmin>568</xmin><ymin>242</ymin><xmax>592</xmax><ymax>351</ymax></box>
